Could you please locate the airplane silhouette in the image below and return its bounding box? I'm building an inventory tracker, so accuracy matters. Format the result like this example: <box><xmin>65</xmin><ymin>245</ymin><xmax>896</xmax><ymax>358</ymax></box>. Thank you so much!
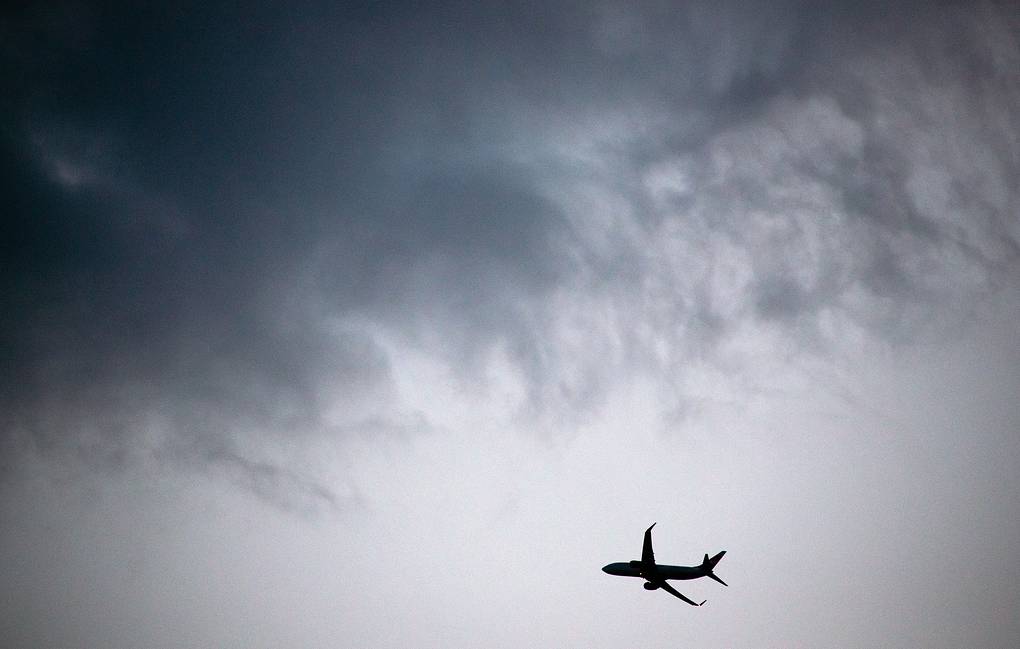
<box><xmin>602</xmin><ymin>523</ymin><xmax>727</xmax><ymax>606</ymax></box>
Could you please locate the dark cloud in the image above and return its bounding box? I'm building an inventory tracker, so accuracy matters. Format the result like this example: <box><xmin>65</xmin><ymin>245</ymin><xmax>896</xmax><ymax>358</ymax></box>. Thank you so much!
<box><xmin>1</xmin><ymin>1</ymin><xmax>588</xmax><ymax>490</ymax></box>
<box><xmin>202</xmin><ymin>449</ymin><xmax>354</xmax><ymax>516</ymax></box>
<box><xmin>2</xmin><ymin>1</ymin><xmax>1018</xmax><ymax>500</ymax></box>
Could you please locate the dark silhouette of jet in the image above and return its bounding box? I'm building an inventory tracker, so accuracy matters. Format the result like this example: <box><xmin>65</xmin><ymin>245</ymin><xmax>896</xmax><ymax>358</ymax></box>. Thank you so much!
<box><xmin>602</xmin><ymin>523</ymin><xmax>727</xmax><ymax>606</ymax></box>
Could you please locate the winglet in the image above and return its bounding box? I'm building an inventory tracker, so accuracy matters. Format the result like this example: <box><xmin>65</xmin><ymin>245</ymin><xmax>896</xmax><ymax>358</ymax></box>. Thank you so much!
<box><xmin>642</xmin><ymin>524</ymin><xmax>657</xmax><ymax>565</ymax></box>
<box><xmin>699</xmin><ymin>600</ymin><xmax>707</xmax><ymax>606</ymax></box>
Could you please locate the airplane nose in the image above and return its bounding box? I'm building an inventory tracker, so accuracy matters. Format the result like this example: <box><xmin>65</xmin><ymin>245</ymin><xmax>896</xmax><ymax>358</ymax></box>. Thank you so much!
<box><xmin>602</xmin><ymin>564</ymin><xmax>611</xmax><ymax>574</ymax></box>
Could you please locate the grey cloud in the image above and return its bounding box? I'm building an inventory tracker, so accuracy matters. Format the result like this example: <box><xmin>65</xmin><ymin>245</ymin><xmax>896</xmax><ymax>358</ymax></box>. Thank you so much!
<box><xmin>205</xmin><ymin>450</ymin><xmax>354</xmax><ymax>517</ymax></box>
<box><xmin>489</xmin><ymin>2</ymin><xmax>1020</xmax><ymax>419</ymax></box>
<box><xmin>2</xmin><ymin>1</ymin><xmax>1018</xmax><ymax>495</ymax></box>
<box><xmin>1</xmin><ymin>1</ymin><xmax>593</xmax><ymax>492</ymax></box>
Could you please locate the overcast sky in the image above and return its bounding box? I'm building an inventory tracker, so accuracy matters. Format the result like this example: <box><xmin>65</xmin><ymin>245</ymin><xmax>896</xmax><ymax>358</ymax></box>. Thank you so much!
<box><xmin>2</xmin><ymin>2</ymin><xmax>1019</xmax><ymax>647</ymax></box>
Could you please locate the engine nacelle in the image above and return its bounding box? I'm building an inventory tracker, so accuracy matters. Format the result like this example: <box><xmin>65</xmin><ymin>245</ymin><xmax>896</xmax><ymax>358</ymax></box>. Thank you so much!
<box><xmin>643</xmin><ymin>582</ymin><xmax>659</xmax><ymax>590</ymax></box>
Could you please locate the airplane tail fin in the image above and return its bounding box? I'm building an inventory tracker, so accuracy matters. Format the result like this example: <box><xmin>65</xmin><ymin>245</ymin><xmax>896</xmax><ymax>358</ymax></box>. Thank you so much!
<box><xmin>702</xmin><ymin>550</ymin><xmax>727</xmax><ymax>586</ymax></box>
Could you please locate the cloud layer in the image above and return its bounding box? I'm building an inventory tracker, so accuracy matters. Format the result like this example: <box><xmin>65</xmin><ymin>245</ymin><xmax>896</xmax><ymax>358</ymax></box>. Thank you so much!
<box><xmin>3</xmin><ymin>0</ymin><xmax>1019</xmax><ymax>495</ymax></box>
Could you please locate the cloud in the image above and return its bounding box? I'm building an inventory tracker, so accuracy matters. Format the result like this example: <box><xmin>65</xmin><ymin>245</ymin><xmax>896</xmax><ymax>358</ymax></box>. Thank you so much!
<box><xmin>517</xmin><ymin>2</ymin><xmax>1020</xmax><ymax>402</ymax></box>
<box><xmin>1</xmin><ymin>1</ymin><xmax>1018</xmax><ymax>504</ymax></box>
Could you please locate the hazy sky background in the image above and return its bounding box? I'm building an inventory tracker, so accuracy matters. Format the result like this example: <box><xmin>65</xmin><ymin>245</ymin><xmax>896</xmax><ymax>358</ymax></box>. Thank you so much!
<box><xmin>2</xmin><ymin>2</ymin><xmax>1019</xmax><ymax>647</ymax></box>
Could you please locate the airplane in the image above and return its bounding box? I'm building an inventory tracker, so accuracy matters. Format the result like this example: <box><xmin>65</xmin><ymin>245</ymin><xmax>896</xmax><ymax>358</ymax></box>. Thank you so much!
<box><xmin>602</xmin><ymin>523</ymin><xmax>727</xmax><ymax>606</ymax></box>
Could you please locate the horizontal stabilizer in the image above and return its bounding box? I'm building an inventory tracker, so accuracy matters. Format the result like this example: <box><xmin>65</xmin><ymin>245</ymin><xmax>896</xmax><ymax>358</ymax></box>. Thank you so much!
<box><xmin>703</xmin><ymin>550</ymin><xmax>727</xmax><ymax>586</ymax></box>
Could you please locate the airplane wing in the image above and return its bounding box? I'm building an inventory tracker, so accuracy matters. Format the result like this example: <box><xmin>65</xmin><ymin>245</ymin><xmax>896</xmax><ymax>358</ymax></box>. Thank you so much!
<box><xmin>656</xmin><ymin>580</ymin><xmax>705</xmax><ymax>607</ymax></box>
<box><xmin>642</xmin><ymin>523</ymin><xmax>656</xmax><ymax>565</ymax></box>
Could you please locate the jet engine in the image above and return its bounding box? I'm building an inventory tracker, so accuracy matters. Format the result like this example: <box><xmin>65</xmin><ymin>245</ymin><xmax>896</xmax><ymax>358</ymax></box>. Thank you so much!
<box><xmin>643</xmin><ymin>582</ymin><xmax>659</xmax><ymax>590</ymax></box>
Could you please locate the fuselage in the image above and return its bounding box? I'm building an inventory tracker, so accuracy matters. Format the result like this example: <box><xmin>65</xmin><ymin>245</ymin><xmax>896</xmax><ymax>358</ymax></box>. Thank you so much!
<box><xmin>602</xmin><ymin>561</ymin><xmax>706</xmax><ymax>581</ymax></box>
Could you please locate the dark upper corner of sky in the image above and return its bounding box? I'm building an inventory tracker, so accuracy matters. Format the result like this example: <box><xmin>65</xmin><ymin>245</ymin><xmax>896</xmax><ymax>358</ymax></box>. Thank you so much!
<box><xmin>3</xmin><ymin>0</ymin><xmax>1011</xmax><ymax>278</ymax></box>
<box><xmin>0</xmin><ymin>6</ymin><xmax>665</xmax><ymax>270</ymax></box>
<box><xmin>3</xmin><ymin>1</ymin><xmax>824</xmax><ymax>142</ymax></box>
<box><xmin>3</xmin><ymin>1</ymin><xmax>1010</xmax><ymax>320</ymax></box>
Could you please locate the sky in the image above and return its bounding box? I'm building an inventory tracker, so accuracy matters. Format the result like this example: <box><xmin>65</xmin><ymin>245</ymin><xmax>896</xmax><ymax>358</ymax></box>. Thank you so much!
<box><xmin>1</xmin><ymin>1</ymin><xmax>1019</xmax><ymax>647</ymax></box>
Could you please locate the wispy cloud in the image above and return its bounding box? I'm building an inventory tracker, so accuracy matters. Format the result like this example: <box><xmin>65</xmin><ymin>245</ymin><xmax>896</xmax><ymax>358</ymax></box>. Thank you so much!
<box><xmin>1</xmin><ymin>0</ymin><xmax>1017</xmax><ymax>498</ymax></box>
